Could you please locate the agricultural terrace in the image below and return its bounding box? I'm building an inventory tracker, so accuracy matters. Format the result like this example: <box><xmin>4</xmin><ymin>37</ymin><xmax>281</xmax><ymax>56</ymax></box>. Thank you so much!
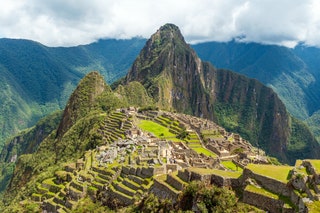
<box><xmin>245</xmin><ymin>184</ymin><xmax>278</xmax><ymax>199</ymax></box>
<box><xmin>308</xmin><ymin>160</ymin><xmax>320</xmax><ymax>173</ymax></box>
<box><xmin>221</xmin><ymin>161</ymin><xmax>243</xmax><ymax>172</ymax></box>
<box><xmin>185</xmin><ymin>132</ymin><xmax>217</xmax><ymax>157</ymax></box>
<box><xmin>246</xmin><ymin>164</ymin><xmax>292</xmax><ymax>183</ymax></box>
<box><xmin>188</xmin><ymin>167</ymin><xmax>242</xmax><ymax>179</ymax></box>
<box><xmin>138</xmin><ymin>120</ymin><xmax>181</xmax><ymax>142</ymax></box>
<box><xmin>191</xmin><ymin>147</ymin><xmax>217</xmax><ymax>157</ymax></box>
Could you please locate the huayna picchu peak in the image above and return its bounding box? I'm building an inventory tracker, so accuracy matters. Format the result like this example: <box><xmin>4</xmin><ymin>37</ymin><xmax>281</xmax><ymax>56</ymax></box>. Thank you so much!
<box><xmin>2</xmin><ymin>24</ymin><xmax>320</xmax><ymax>212</ymax></box>
<box><xmin>122</xmin><ymin>24</ymin><xmax>320</xmax><ymax>164</ymax></box>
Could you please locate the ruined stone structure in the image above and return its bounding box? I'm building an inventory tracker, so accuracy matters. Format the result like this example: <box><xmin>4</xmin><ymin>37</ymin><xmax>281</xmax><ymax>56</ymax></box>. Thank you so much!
<box><xmin>29</xmin><ymin>109</ymin><xmax>320</xmax><ymax>212</ymax></box>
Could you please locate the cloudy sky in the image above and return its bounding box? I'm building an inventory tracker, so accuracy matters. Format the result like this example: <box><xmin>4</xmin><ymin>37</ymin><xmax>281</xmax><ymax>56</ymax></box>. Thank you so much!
<box><xmin>1</xmin><ymin>0</ymin><xmax>319</xmax><ymax>47</ymax></box>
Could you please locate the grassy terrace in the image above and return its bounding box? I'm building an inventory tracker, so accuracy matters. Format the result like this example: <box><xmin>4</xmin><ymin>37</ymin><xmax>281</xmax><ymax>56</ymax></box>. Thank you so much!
<box><xmin>246</xmin><ymin>164</ymin><xmax>292</xmax><ymax>183</ymax></box>
<box><xmin>308</xmin><ymin>160</ymin><xmax>320</xmax><ymax>173</ymax></box>
<box><xmin>222</xmin><ymin>161</ymin><xmax>243</xmax><ymax>172</ymax></box>
<box><xmin>245</xmin><ymin>184</ymin><xmax>278</xmax><ymax>199</ymax></box>
<box><xmin>188</xmin><ymin>167</ymin><xmax>242</xmax><ymax>178</ymax></box>
<box><xmin>246</xmin><ymin>184</ymin><xmax>294</xmax><ymax>209</ymax></box>
<box><xmin>138</xmin><ymin>120</ymin><xmax>181</xmax><ymax>142</ymax></box>
<box><xmin>306</xmin><ymin>200</ymin><xmax>320</xmax><ymax>212</ymax></box>
<box><xmin>191</xmin><ymin>147</ymin><xmax>217</xmax><ymax>157</ymax></box>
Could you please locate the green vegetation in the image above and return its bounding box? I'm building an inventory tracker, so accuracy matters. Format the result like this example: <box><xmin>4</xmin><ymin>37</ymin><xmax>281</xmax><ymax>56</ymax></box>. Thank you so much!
<box><xmin>138</xmin><ymin>120</ymin><xmax>180</xmax><ymax>141</ymax></box>
<box><xmin>287</xmin><ymin>117</ymin><xmax>319</xmax><ymax>164</ymax></box>
<box><xmin>0</xmin><ymin>37</ymin><xmax>145</xmax><ymax>149</ymax></box>
<box><xmin>246</xmin><ymin>164</ymin><xmax>292</xmax><ymax>182</ymax></box>
<box><xmin>246</xmin><ymin>184</ymin><xmax>278</xmax><ymax>199</ymax></box>
<box><xmin>3</xmin><ymin>23</ymin><xmax>320</xmax><ymax>213</ymax></box>
<box><xmin>188</xmin><ymin>167</ymin><xmax>242</xmax><ymax>179</ymax></box>
<box><xmin>306</xmin><ymin>200</ymin><xmax>320</xmax><ymax>212</ymax></box>
<box><xmin>191</xmin><ymin>147</ymin><xmax>217</xmax><ymax>157</ymax></box>
<box><xmin>178</xmin><ymin>181</ymin><xmax>262</xmax><ymax>212</ymax></box>
<box><xmin>221</xmin><ymin>161</ymin><xmax>242</xmax><ymax>172</ymax></box>
<box><xmin>246</xmin><ymin>184</ymin><xmax>295</xmax><ymax>209</ymax></box>
<box><xmin>0</xmin><ymin>110</ymin><xmax>62</xmax><ymax>195</ymax></box>
<box><xmin>131</xmin><ymin>181</ymin><xmax>261</xmax><ymax>212</ymax></box>
<box><xmin>71</xmin><ymin>197</ymin><xmax>111</xmax><ymax>213</ymax></box>
<box><xmin>308</xmin><ymin>160</ymin><xmax>320</xmax><ymax>172</ymax></box>
<box><xmin>115</xmin><ymin>81</ymin><xmax>153</xmax><ymax>107</ymax></box>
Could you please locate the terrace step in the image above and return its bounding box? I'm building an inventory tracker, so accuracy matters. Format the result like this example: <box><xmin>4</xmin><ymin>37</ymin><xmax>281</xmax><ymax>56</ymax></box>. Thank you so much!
<box><xmin>91</xmin><ymin>181</ymin><xmax>104</xmax><ymax>191</ymax></box>
<box><xmin>97</xmin><ymin>172</ymin><xmax>112</xmax><ymax>181</ymax></box>
<box><xmin>53</xmin><ymin>196</ymin><xmax>65</xmax><ymax>207</ymax></box>
<box><xmin>112</xmin><ymin>182</ymin><xmax>136</xmax><ymax>197</ymax></box>
<box><xmin>70</xmin><ymin>181</ymin><xmax>84</xmax><ymax>192</ymax></box>
<box><xmin>68</xmin><ymin>185</ymin><xmax>83</xmax><ymax>201</ymax></box>
<box><xmin>92</xmin><ymin>166</ymin><xmax>115</xmax><ymax>177</ymax></box>
<box><xmin>95</xmin><ymin>175</ymin><xmax>109</xmax><ymax>185</ymax></box>
<box><xmin>128</xmin><ymin>175</ymin><xmax>148</xmax><ymax>185</ymax></box>
<box><xmin>43</xmin><ymin>198</ymin><xmax>66</xmax><ymax>213</ymax></box>
<box><xmin>37</xmin><ymin>183</ymin><xmax>49</xmax><ymax>194</ymax></box>
<box><xmin>122</xmin><ymin>178</ymin><xmax>141</xmax><ymax>191</ymax></box>
<box><xmin>42</xmin><ymin>178</ymin><xmax>64</xmax><ymax>193</ymax></box>
<box><xmin>31</xmin><ymin>193</ymin><xmax>42</xmax><ymax>202</ymax></box>
<box><xmin>165</xmin><ymin>173</ymin><xmax>187</xmax><ymax>191</ymax></box>
<box><xmin>43</xmin><ymin>191</ymin><xmax>56</xmax><ymax>200</ymax></box>
<box><xmin>153</xmin><ymin>176</ymin><xmax>181</xmax><ymax>201</ymax></box>
<box><xmin>108</xmin><ymin>184</ymin><xmax>134</xmax><ymax>205</ymax></box>
<box><xmin>65</xmin><ymin>199</ymin><xmax>77</xmax><ymax>210</ymax></box>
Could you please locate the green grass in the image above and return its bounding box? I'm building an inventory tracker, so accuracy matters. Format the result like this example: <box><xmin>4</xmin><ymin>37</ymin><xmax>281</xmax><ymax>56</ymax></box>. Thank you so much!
<box><xmin>138</xmin><ymin>120</ymin><xmax>181</xmax><ymax>142</ymax></box>
<box><xmin>191</xmin><ymin>147</ymin><xmax>217</xmax><ymax>157</ymax></box>
<box><xmin>308</xmin><ymin>160</ymin><xmax>320</xmax><ymax>173</ymax></box>
<box><xmin>245</xmin><ymin>184</ymin><xmax>278</xmax><ymax>199</ymax></box>
<box><xmin>306</xmin><ymin>200</ymin><xmax>320</xmax><ymax>212</ymax></box>
<box><xmin>188</xmin><ymin>167</ymin><xmax>242</xmax><ymax>178</ymax></box>
<box><xmin>295</xmin><ymin>159</ymin><xmax>303</xmax><ymax>167</ymax></box>
<box><xmin>246</xmin><ymin>185</ymin><xmax>295</xmax><ymax>209</ymax></box>
<box><xmin>246</xmin><ymin>164</ymin><xmax>292</xmax><ymax>183</ymax></box>
<box><xmin>221</xmin><ymin>161</ymin><xmax>243</xmax><ymax>172</ymax></box>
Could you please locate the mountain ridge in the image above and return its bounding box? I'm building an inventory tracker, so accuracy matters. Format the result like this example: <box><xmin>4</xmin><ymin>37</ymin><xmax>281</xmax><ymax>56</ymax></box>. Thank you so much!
<box><xmin>0</xmin><ymin>38</ymin><xmax>145</xmax><ymax>146</ymax></box>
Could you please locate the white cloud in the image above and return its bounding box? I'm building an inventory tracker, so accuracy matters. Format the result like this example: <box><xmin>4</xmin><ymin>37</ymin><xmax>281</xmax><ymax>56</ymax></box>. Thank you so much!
<box><xmin>0</xmin><ymin>0</ymin><xmax>319</xmax><ymax>47</ymax></box>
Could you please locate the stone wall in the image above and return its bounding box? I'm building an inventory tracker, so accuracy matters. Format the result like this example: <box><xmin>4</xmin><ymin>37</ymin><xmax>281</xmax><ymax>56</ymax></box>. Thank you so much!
<box><xmin>243</xmin><ymin>168</ymin><xmax>291</xmax><ymax>196</ymax></box>
<box><xmin>150</xmin><ymin>179</ymin><xmax>180</xmax><ymax>202</ymax></box>
<box><xmin>243</xmin><ymin>190</ymin><xmax>287</xmax><ymax>213</ymax></box>
<box><xmin>166</xmin><ymin>164</ymin><xmax>179</xmax><ymax>173</ymax></box>
<box><xmin>190</xmin><ymin>171</ymin><xmax>211</xmax><ymax>186</ymax></box>
<box><xmin>178</xmin><ymin>169</ymin><xmax>191</xmax><ymax>182</ymax></box>
<box><xmin>232</xmin><ymin>159</ymin><xmax>245</xmax><ymax>169</ymax></box>
<box><xmin>107</xmin><ymin>188</ymin><xmax>134</xmax><ymax>206</ymax></box>
<box><xmin>210</xmin><ymin>174</ymin><xmax>239</xmax><ymax>188</ymax></box>
<box><xmin>166</xmin><ymin>174</ymin><xmax>185</xmax><ymax>190</ymax></box>
<box><xmin>122</xmin><ymin>165</ymin><xmax>165</xmax><ymax>178</ymax></box>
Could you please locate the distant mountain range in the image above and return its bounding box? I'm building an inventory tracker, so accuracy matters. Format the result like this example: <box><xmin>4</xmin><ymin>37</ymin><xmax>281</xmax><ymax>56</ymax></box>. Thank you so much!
<box><xmin>0</xmin><ymin>38</ymin><xmax>145</xmax><ymax>145</ymax></box>
<box><xmin>2</xmin><ymin>26</ymin><xmax>320</xmax><ymax>147</ymax></box>
<box><xmin>193</xmin><ymin>41</ymin><xmax>320</xmax><ymax>120</ymax></box>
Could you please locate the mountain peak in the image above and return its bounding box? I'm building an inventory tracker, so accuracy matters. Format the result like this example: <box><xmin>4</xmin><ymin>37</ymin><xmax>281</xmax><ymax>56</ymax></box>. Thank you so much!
<box><xmin>151</xmin><ymin>23</ymin><xmax>186</xmax><ymax>47</ymax></box>
<box><xmin>56</xmin><ymin>71</ymin><xmax>108</xmax><ymax>139</ymax></box>
<box><xmin>125</xmin><ymin>23</ymin><xmax>197</xmax><ymax>85</ymax></box>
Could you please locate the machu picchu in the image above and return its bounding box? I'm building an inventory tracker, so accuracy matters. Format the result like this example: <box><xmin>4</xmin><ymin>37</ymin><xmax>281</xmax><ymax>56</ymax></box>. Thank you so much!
<box><xmin>9</xmin><ymin>106</ymin><xmax>320</xmax><ymax>212</ymax></box>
